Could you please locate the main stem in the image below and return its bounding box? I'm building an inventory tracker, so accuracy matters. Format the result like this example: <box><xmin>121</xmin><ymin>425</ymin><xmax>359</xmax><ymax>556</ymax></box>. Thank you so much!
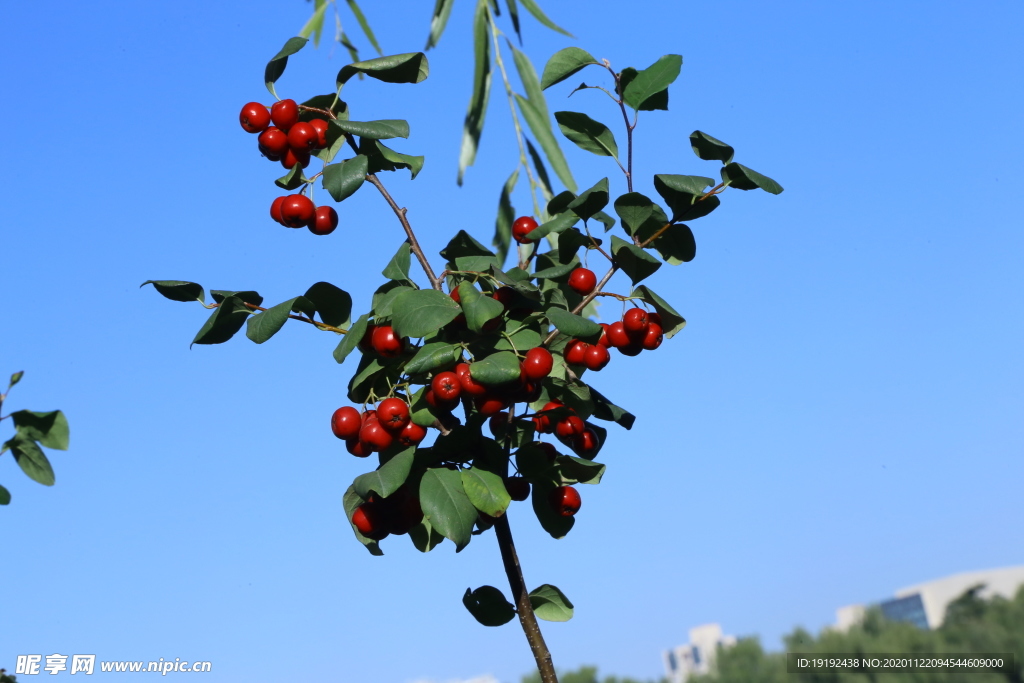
<box><xmin>493</xmin><ymin>514</ymin><xmax>559</xmax><ymax>683</ymax></box>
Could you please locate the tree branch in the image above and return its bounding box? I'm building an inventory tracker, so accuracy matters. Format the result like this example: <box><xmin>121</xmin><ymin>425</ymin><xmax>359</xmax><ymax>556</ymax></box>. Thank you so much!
<box><xmin>364</xmin><ymin>174</ymin><xmax>443</xmax><ymax>290</ymax></box>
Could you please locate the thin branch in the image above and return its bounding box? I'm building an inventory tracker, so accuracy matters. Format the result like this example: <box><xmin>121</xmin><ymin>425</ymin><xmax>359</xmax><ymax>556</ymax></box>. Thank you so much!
<box><xmin>639</xmin><ymin>183</ymin><xmax>726</xmax><ymax>248</ymax></box>
<box><xmin>207</xmin><ymin>302</ymin><xmax>347</xmax><ymax>334</ymax></box>
<box><xmin>363</xmin><ymin>174</ymin><xmax>443</xmax><ymax>290</ymax></box>
<box><xmin>541</xmin><ymin>265</ymin><xmax>618</xmax><ymax>346</ymax></box>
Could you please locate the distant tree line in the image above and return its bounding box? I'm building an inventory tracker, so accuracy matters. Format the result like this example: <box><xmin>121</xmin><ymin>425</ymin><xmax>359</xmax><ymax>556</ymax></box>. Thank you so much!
<box><xmin>522</xmin><ymin>665</ymin><xmax>667</xmax><ymax>683</ymax></box>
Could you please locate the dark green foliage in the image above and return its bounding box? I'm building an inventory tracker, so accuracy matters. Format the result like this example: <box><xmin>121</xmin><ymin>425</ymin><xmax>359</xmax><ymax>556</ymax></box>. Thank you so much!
<box><xmin>522</xmin><ymin>666</ymin><xmax>667</xmax><ymax>683</ymax></box>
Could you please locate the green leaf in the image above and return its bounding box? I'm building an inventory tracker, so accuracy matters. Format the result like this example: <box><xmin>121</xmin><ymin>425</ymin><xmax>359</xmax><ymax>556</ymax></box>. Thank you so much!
<box><xmin>334</xmin><ymin>313</ymin><xmax>369</xmax><ymax>364</ymax></box>
<box><xmin>425</xmin><ymin>0</ymin><xmax>455</xmax><ymax>49</ymax></box>
<box><xmin>265</xmin><ymin>37</ymin><xmax>309</xmax><ymax>98</ymax></box>
<box><xmin>0</xmin><ymin>484</ymin><xmax>9</xmax><ymax>505</ymax></box>
<box><xmin>653</xmin><ymin>174</ymin><xmax>714</xmax><ymax>219</ymax></box>
<box><xmin>354</xmin><ymin>447</ymin><xmax>416</xmax><ymax>499</ymax></box>
<box><xmin>506</xmin><ymin>0</ymin><xmax>522</xmax><ymax>41</ymax></box>
<box><xmin>588</xmin><ymin>386</ymin><xmax>635</xmax><ymax>429</ymax></box>
<box><xmin>342</xmin><ymin>485</ymin><xmax>384</xmax><ymax>555</ymax></box>
<box><xmin>461</xmin><ymin>468</ymin><xmax>512</xmax><ymax>517</ymax></box>
<box><xmin>304</xmin><ymin>282</ymin><xmax>352</xmax><ymax>328</ymax></box>
<box><xmin>345</xmin><ymin>0</ymin><xmax>382</xmax><ymax>56</ymax></box>
<box><xmin>532</xmin><ymin>254</ymin><xmax>579</xmax><ymax>280</ymax></box>
<box><xmin>529</xmin><ymin>584</ymin><xmax>574</xmax><ymax>621</ymax></box>
<box><xmin>463</xmin><ymin>586</ymin><xmax>516</xmax><ymax>626</ymax></box>
<box><xmin>541</xmin><ymin>47</ymin><xmax>599</xmax><ymax>90</ymax></box>
<box><xmin>554</xmin><ymin>111</ymin><xmax>618</xmax><ymax>158</ymax></box>
<box><xmin>336</xmin><ymin>52</ymin><xmax>429</xmax><ymax>87</ymax></box>
<box><xmin>274</xmin><ymin>164</ymin><xmax>310</xmax><ymax>190</ymax></box>
<box><xmin>419</xmin><ymin>468</ymin><xmax>477</xmax><ymax>551</ymax></box>
<box><xmin>405</xmin><ymin>342</ymin><xmax>462</xmax><ymax>375</ymax></box>
<box><xmin>518</xmin><ymin>0</ymin><xmax>572</xmax><ymax>36</ymax></box>
<box><xmin>8</xmin><ymin>435</ymin><xmax>55</xmax><ymax>486</ymax></box>
<box><xmin>192</xmin><ymin>295</ymin><xmax>252</xmax><ymax>346</ymax></box>
<box><xmin>455</xmin><ymin>255</ymin><xmax>500</xmax><ymax>272</ymax></box>
<box><xmin>392</xmin><ymin>290</ymin><xmax>462</xmax><ymax>338</ymax></box>
<box><xmin>690</xmin><ymin>130</ymin><xmax>734</xmax><ymax>164</ymax></box>
<box><xmin>469</xmin><ymin>351</ymin><xmax>522</xmax><ymax>386</ymax></box>
<box><xmin>245</xmin><ymin>297</ymin><xmax>305</xmax><ymax>344</ymax></box>
<box><xmin>632</xmin><ymin>285</ymin><xmax>686</xmax><ymax>338</ymax></box>
<box><xmin>493</xmin><ymin>168</ymin><xmax>519</xmax><ymax>266</ymax></box>
<box><xmin>141</xmin><ymin>280</ymin><xmax>205</xmax><ymax>304</ymax></box>
<box><xmin>299</xmin><ymin>94</ymin><xmax>349</xmax><ymax>122</ymax></box>
<box><xmin>458</xmin><ymin>0</ymin><xmax>492</xmax><ymax>186</ymax></box>
<box><xmin>556</xmin><ymin>228</ymin><xmax>590</xmax><ymax>263</ymax></box>
<box><xmin>547</xmin><ymin>190</ymin><xmax>576</xmax><ymax>216</ymax></box>
<box><xmin>372</xmin><ymin>140</ymin><xmax>424</xmax><ymax>179</ymax></box>
<box><xmin>611</xmin><ymin>235</ymin><xmax>661</xmax><ymax>285</ymax></box>
<box><xmin>322</xmin><ymin>155</ymin><xmax>368</xmax><ymax>202</ymax></box>
<box><xmin>330</xmin><ymin>119</ymin><xmax>409</xmax><ymax>140</ymax></box>
<box><xmin>8</xmin><ymin>370</ymin><xmax>24</xmax><ymax>389</ymax></box>
<box><xmin>614</xmin><ymin>192</ymin><xmax>657</xmax><ymax>236</ymax></box>
<box><xmin>409</xmin><ymin>387</ymin><xmax>438</xmax><ymax>427</ymax></box>
<box><xmin>646</xmin><ymin>222</ymin><xmax>696</xmax><ymax>265</ymax></box>
<box><xmin>11</xmin><ymin>411</ymin><xmax>69</xmax><ymax>450</ymax></box>
<box><xmin>409</xmin><ymin>515</ymin><xmax>446</xmax><ymax>551</ymax></box>
<box><xmin>441</xmin><ymin>230</ymin><xmax>495</xmax><ymax>262</ymax></box>
<box><xmin>525</xmin><ymin>211</ymin><xmax>578</xmax><ymax>241</ymax></box>
<box><xmin>382</xmin><ymin>242</ymin><xmax>412</xmax><ymax>281</ymax></box>
<box><xmin>722</xmin><ymin>162</ymin><xmax>784</xmax><ymax>194</ymax></box>
<box><xmin>531</xmin><ymin>481</ymin><xmax>574</xmax><ymax>538</ymax></box>
<box><xmin>567</xmin><ymin>177</ymin><xmax>609</xmax><ymax>221</ymax></box>
<box><xmin>622</xmin><ymin>54</ymin><xmax>681</xmax><ymax>111</ymax></box>
<box><xmin>373</xmin><ymin>283</ymin><xmax>413</xmax><ymax>318</ymax></box>
<box><xmin>516</xmin><ymin>95</ymin><xmax>577</xmax><ymax>192</ymax></box>
<box><xmin>556</xmin><ymin>455</ymin><xmax>605</xmax><ymax>485</ymax></box>
<box><xmin>525</xmin><ymin>138</ymin><xmax>554</xmax><ymax>198</ymax></box>
<box><xmin>298</xmin><ymin>0</ymin><xmax>328</xmax><ymax>46</ymax></box>
<box><xmin>545</xmin><ymin>307</ymin><xmax>602</xmax><ymax>343</ymax></box>
<box><xmin>618</xmin><ymin>67</ymin><xmax>668</xmax><ymax>111</ymax></box>
<box><xmin>458</xmin><ymin>283</ymin><xmax>505</xmax><ymax>333</ymax></box>
<box><xmin>508</xmin><ymin>43</ymin><xmax>548</xmax><ymax>120</ymax></box>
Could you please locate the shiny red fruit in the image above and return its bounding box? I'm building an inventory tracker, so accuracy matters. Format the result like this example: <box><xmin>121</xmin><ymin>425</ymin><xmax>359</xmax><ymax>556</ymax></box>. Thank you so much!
<box><xmin>287</xmin><ymin>122</ymin><xmax>318</xmax><ymax>153</ymax></box>
<box><xmin>512</xmin><ymin>216</ymin><xmax>539</xmax><ymax>244</ymax></box>
<box><xmin>309</xmin><ymin>118</ymin><xmax>329</xmax><ymax>148</ymax></box>
<box><xmin>377</xmin><ymin>398</ymin><xmax>410</xmax><ymax>434</ymax></box>
<box><xmin>522</xmin><ymin>347</ymin><xmax>553</xmax><ymax>380</ymax></box>
<box><xmin>309</xmin><ymin>206</ymin><xmax>338</xmax><ymax>236</ymax></box>
<box><xmin>360</xmin><ymin>419</ymin><xmax>394</xmax><ymax>452</ymax></box>
<box><xmin>371</xmin><ymin>326</ymin><xmax>402</xmax><ymax>358</ymax></box>
<box><xmin>597</xmin><ymin>323</ymin><xmax>612</xmax><ymax>348</ymax></box>
<box><xmin>474</xmin><ymin>395</ymin><xmax>508</xmax><ymax>417</ymax></box>
<box><xmin>425</xmin><ymin>388</ymin><xmax>460</xmax><ymax>412</ymax></box>
<box><xmin>536</xmin><ymin>401</ymin><xmax>563</xmax><ymax>434</ymax></box>
<box><xmin>505</xmin><ymin>476</ymin><xmax>530</xmax><ymax>502</ymax></box>
<box><xmin>280</xmin><ymin>147</ymin><xmax>311</xmax><ymax>170</ymax></box>
<box><xmin>607</xmin><ymin>321</ymin><xmax>630</xmax><ymax>348</ymax></box>
<box><xmin>270</xmin><ymin>99</ymin><xmax>300</xmax><ymax>132</ymax></box>
<box><xmin>549</xmin><ymin>486</ymin><xmax>581</xmax><ymax>517</ymax></box>
<box><xmin>456</xmin><ymin>363</ymin><xmax>488</xmax><ymax>397</ymax></box>
<box><xmin>572</xmin><ymin>428</ymin><xmax>600</xmax><ymax>459</ymax></box>
<box><xmin>331</xmin><ymin>406</ymin><xmax>362</xmax><ymax>440</ymax></box>
<box><xmin>239</xmin><ymin>102</ymin><xmax>271</xmax><ymax>133</ymax></box>
<box><xmin>358</xmin><ymin>323</ymin><xmax>376</xmax><ymax>352</ymax></box>
<box><xmin>432</xmin><ymin>371</ymin><xmax>462</xmax><ymax>402</ymax></box>
<box><xmin>617</xmin><ymin>341</ymin><xmax>644</xmax><ymax>357</ymax></box>
<box><xmin>568</xmin><ymin>268</ymin><xmax>597</xmax><ymax>296</ymax></box>
<box><xmin>280</xmin><ymin>194</ymin><xmax>316</xmax><ymax>228</ymax></box>
<box><xmin>270</xmin><ymin>196</ymin><xmax>286</xmax><ymax>225</ymax></box>
<box><xmin>623</xmin><ymin>308</ymin><xmax>650</xmax><ymax>340</ymax></box>
<box><xmin>352</xmin><ymin>503</ymin><xmax>389</xmax><ymax>539</ymax></box>
<box><xmin>583</xmin><ymin>344</ymin><xmax>610</xmax><ymax>371</ymax></box>
<box><xmin>449</xmin><ymin>286</ymin><xmax>462</xmax><ymax>303</ymax></box>
<box><xmin>648</xmin><ymin>312</ymin><xmax>663</xmax><ymax>327</ymax></box>
<box><xmin>643</xmin><ymin>322</ymin><xmax>664</xmax><ymax>350</ymax></box>
<box><xmin>397</xmin><ymin>421</ymin><xmax>427</xmax><ymax>447</ymax></box>
<box><xmin>258</xmin><ymin>127</ymin><xmax>289</xmax><ymax>157</ymax></box>
<box><xmin>565</xmin><ymin>340</ymin><xmax>589</xmax><ymax>365</ymax></box>
<box><xmin>555</xmin><ymin>414</ymin><xmax>585</xmax><ymax>438</ymax></box>
<box><xmin>346</xmin><ymin>438</ymin><xmax>373</xmax><ymax>458</ymax></box>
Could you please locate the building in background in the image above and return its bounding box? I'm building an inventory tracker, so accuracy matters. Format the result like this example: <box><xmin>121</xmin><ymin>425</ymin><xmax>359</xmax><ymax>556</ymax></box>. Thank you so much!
<box><xmin>834</xmin><ymin>565</ymin><xmax>1024</xmax><ymax>631</ymax></box>
<box><xmin>662</xmin><ymin>623</ymin><xmax>736</xmax><ymax>683</ymax></box>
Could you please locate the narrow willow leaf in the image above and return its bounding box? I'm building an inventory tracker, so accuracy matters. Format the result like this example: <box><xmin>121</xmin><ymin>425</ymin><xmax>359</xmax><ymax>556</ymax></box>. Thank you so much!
<box><xmin>141</xmin><ymin>280</ymin><xmax>205</xmax><ymax>304</ymax></box>
<box><xmin>346</xmin><ymin>0</ymin><xmax>382</xmax><ymax>56</ymax></box>
<box><xmin>516</xmin><ymin>95</ymin><xmax>576</xmax><ymax>192</ymax></box>
<box><xmin>525</xmin><ymin>138</ymin><xmax>554</xmax><ymax>199</ymax></box>
<box><xmin>505</xmin><ymin>0</ymin><xmax>521</xmax><ymax>42</ymax></box>
<box><xmin>493</xmin><ymin>168</ymin><xmax>519</xmax><ymax>265</ymax></box>
<box><xmin>622</xmin><ymin>54</ymin><xmax>682</xmax><ymax>111</ymax></box>
<box><xmin>540</xmin><ymin>47</ymin><xmax>598</xmax><ymax>90</ymax></box>
<box><xmin>265</xmin><ymin>37</ymin><xmax>309</xmax><ymax>98</ymax></box>
<box><xmin>298</xmin><ymin>0</ymin><xmax>328</xmax><ymax>46</ymax></box>
<box><xmin>518</xmin><ymin>0</ymin><xmax>572</xmax><ymax>36</ymax></box>
<box><xmin>336</xmin><ymin>52</ymin><xmax>429</xmax><ymax>87</ymax></box>
<box><xmin>690</xmin><ymin>130</ymin><xmax>734</xmax><ymax>163</ymax></box>
<box><xmin>554</xmin><ymin>111</ymin><xmax>618</xmax><ymax>158</ymax></box>
<box><xmin>322</xmin><ymin>155</ymin><xmax>368</xmax><ymax>202</ymax></box>
<box><xmin>425</xmin><ymin>0</ymin><xmax>455</xmax><ymax>49</ymax></box>
<box><xmin>509</xmin><ymin>43</ymin><xmax>548</xmax><ymax>121</ymax></box>
<box><xmin>458</xmin><ymin>0</ymin><xmax>491</xmax><ymax>186</ymax></box>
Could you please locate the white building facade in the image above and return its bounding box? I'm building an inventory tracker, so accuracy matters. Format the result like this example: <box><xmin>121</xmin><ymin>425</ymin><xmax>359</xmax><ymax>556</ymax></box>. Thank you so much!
<box><xmin>662</xmin><ymin>623</ymin><xmax>736</xmax><ymax>683</ymax></box>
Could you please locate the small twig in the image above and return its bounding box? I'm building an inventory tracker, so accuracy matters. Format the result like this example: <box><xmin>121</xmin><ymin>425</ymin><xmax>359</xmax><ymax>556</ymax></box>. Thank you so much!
<box><xmin>541</xmin><ymin>266</ymin><xmax>618</xmax><ymax>346</ymax></box>
<box><xmin>364</xmin><ymin>174</ymin><xmax>443</xmax><ymax>291</ymax></box>
<box><xmin>638</xmin><ymin>183</ymin><xmax>726</xmax><ymax>248</ymax></box>
<box><xmin>208</xmin><ymin>301</ymin><xmax>346</xmax><ymax>334</ymax></box>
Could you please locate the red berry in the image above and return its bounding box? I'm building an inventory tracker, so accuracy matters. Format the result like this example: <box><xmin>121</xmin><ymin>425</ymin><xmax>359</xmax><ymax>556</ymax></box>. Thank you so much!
<box><xmin>287</xmin><ymin>122</ymin><xmax>318</xmax><ymax>153</ymax></box>
<box><xmin>617</xmin><ymin>341</ymin><xmax>644</xmax><ymax>357</ymax></box>
<box><xmin>648</xmin><ymin>312</ymin><xmax>663</xmax><ymax>327</ymax></box>
<box><xmin>239</xmin><ymin>102</ymin><xmax>271</xmax><ymax>133</ymax></box>
<box><xmin>270</xmin><ymin>196</ymin><xmax>286</xmax><ymax>225</ymax></box>
<box><xmin>549</xmin><ymin>486</ymin><xmax>581</xmax><ymax>517</ymax></box>
<box><xmin>431</xmin><ymin>371</ymin><xmax>462</xmax><ymax>402</ymax></box>
<box><xmin>281</xmin><ymin>147</ymin><xmax>311</xmax><ymax>170</ymax></box>
<box><xmin>555</xmin><ymin>414</ymin><xmax>585</xmax><ymax>438</ymax></box>
<box><xmin>270</xmin><ymin>99</ymin><xmax>300</xmax><ymax>132</ymax></box>
<box><xmin>331</xmin><ymin>406</ymin><xmax>361</xmax><ymax>440</ymax></box>
<box><xmin>597</xmin><ymin>323</ymin><xmax>612</xmax><ymax>348</ymax></box>
<box><xmin>505</xmin><ymin>476</ymin><xmax>530</xmax><ymax>502</ymax></box>
<box><xmin>359</xmin><ymin>419</ymin><xmax>394</xmax><ymax>452</ymax></box>
<box><xmin>352</xmin><ymin>503</ymin><xmax>388</xmax><ymax>539</ymax></box>
<box><xmin>371</xmin><ymin>326</ymin><xmax>403</xmax><ymax>358</ymax></box>
<box><xmin>309</xmin><ymin>206</ymin><xmax>338</xmax><ymax>236</ymax></box>
<box><xmin>346</xmin><ymin>438</ymin><xmax>373</xmax><ymax>458</ymax></box>
<box><xmin>572</xmin><ymin>428</ymin><xmax>600</xmax><ymax>459</ymax></box>
<box><xmin>309</xmin><ymin>118</ymin><xmax>329</xmax><ymax>148</ymax></box>
<box><xmin>377</xmin><ymin>398</ymin><xmax>410</xmax><ymax>434</ymax></box>
<box><xmin>565</xmin><ymin>340</ymin><xmax>588</xmax><ymax>365</ymax></box>
<box><xmin>456</xmin><ymin>363</ymin><xmax>488</xmax><ymax>397</ymax></box>
<box><xmin>474</xmin><ymin>395</ymin><xmax>508</xmax><ymax>417</ymax></box>
<box><xmin>583</xmin><ymin>344</ymin><xmax>610</xmax><ymax>371</ymax></box>
<box><xmin>280</xmin><ymin>194</ymin><xmax>315</xmax><ymax>228</ymax></box>
<box><xmin>511</xmin><ymin>216</ymin><xmax>539</xmax><ymax>244</ymax></box>
<box><xmin>623</xmin><ymin>308</ymin><xmax>650</xmax><ymax>340</ymax></box>
<box><xmin>568</xmin><ymin>268</ymin><xmax>597</xmax><ymax>296</ymax></box>
<box><xmin>536</xmin><ymin>401</ymin><xmax>563</xmax><ymax>434</ymax></box>
<box><xmin>358</xmin><ymin>323</ymin><xmax>376</xmax><ymax>353</ymax></box>
<box><xmin>607</xmin><ymin>321</ymin><xmax>630</xmax><ymax>348</ymax></box>
<box><xmin>643</xmin><ymin>322</ymin><xmax>664</xmax><ymax>351</ymax></box>
<box><xmin>425</xmin><ymin>388</ymin><xmax>460</xmax><ymax>412</ymax></box>
<box><xmin>522</xmin><ymin>347</ymin><xmax>553</xmax><ymax>380</ymax></box>
<box><xmin>492</xmin><ymin>287</ymin><xmax>516</xmax><ymax>310</ymax></box>
<box><xmin>258</xmin><ymin>127</ymin><xmax>289</xmax><ymax>157</ymax></box>
<box><xmin>397</xmin><ymin>421</ymin><xmax>427</xmax><ymax>447</ymax></box>
<box><xmin>449</xmin><ymin>286</ymin><xmax>462</xmax><ymax>303</ymax></box>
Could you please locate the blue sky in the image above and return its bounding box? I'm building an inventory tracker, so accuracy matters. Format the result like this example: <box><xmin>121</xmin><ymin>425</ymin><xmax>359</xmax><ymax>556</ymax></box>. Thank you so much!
<box><xmin>2</xmin><ymin>1</ymin><xmax>1022</xmax><ymax>682</ymax></box>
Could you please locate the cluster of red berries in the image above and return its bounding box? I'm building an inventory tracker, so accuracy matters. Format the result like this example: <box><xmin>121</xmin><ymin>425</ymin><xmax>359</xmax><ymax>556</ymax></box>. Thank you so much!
<box><xmin>562</xmin><ymin>307</ymin><xmax>664</xmax><ymax>370</ymax></box>
<box><xmin>351</xmin><ymin>484</ymin><xmax>423</xmax><ymax>541</ymax></box>
<box><xmin>238</xmin><ymin>99</ymin><xmax>339</xmax><ymax>236</ymax></box>
<box><xmin>331</xmin><ymin>398</ymin><xmax>426</xmax><ymax>457</ymax></box>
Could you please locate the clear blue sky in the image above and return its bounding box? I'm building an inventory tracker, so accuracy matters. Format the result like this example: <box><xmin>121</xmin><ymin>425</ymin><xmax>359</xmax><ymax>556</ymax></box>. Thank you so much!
<box><xmin>2</xmin><ymin>1</ymin><xmax>1022</xmax><ymax>682</ymax></box>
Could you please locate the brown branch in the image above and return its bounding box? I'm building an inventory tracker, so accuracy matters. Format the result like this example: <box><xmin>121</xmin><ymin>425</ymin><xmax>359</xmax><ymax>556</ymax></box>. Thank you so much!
<box><xmin>364</xmin><ymin>174</ymin><xmax>443</xmax><ymax>290</ymax></box>
<box><xmin>541</xmin><ymin>265</ymin><xmax>619</xmax><ymax>346</ymax></box>
<box><xmin>209</xmin><ymin>302</ymin><xmax>346</xmax><ymax>334</ymax></box>
<box><xmin>638</xmin><ymin>183</ymin><xmax>725</xmax><ymax>249</ymax></box>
